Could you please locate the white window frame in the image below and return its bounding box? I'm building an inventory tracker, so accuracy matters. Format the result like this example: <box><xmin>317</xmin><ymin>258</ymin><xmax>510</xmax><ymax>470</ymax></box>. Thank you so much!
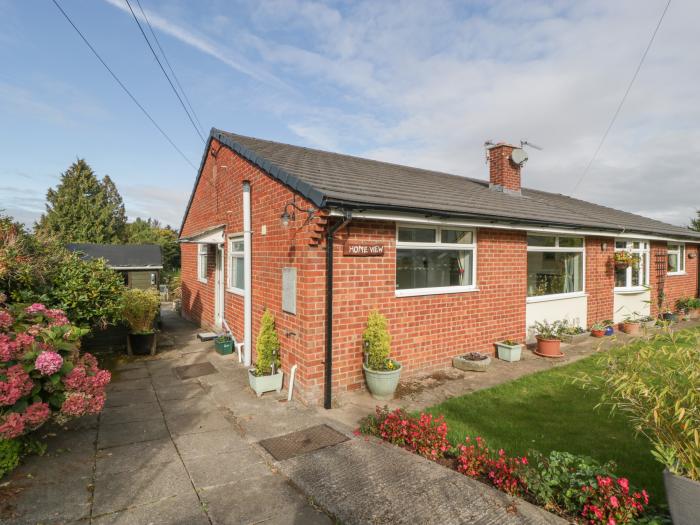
<box><xmin>226</xmin><ymin>235</ymin><xmax>245</xmax><ymax>295</ymax></box>
<box><xmin>667</xmin><ymin>243</ymin><xmax>686</xmax><ymax>275</ymax></box>
<box><xmin>395</xmin><ymin>223</ymin><xmax>477</xmax><ymax>297</ymax></box>
<box><xmin>197</xmin><ymin>244</ymin><xmax>208</xmax><ymax>283</ymax></box>
<box><xmin>614</xmin><ymin>239</ymin><xmax>650</xmax><ymax>292</ymax></box>
<box><xmin>526</xmin><ymin>234</ymin><xmax>586</xmax><ymax>302</ymax></box>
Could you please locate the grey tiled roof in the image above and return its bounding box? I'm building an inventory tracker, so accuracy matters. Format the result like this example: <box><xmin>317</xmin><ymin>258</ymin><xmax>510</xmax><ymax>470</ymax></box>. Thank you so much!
<box><xmin>66</xmin><ymin>243</ymin><xmax>163</xmax><ymax>269</ymax></box>
<box><xmin>203</xmin><ymin>129</ymin><xmax>700</xmax><ymax>240</ymax></box>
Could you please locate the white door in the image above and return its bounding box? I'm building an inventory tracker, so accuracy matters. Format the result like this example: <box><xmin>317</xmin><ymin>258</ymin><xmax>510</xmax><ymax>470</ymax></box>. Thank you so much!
<box><xmin>214</xmin><ymin>244</ymin><xmax>224</xmax><ymax>329</ymax></box>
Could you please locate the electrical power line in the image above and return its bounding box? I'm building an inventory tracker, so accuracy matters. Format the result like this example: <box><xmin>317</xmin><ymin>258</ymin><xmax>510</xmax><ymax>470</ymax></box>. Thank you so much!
<box><xmin>51</xmin><ymin>0</ymin><xmax>197</xmax><ymax>170</ymax></box>
<box><xmin>124</xmin><ymin>0</ymin><xmax>205</xmax><ymax>143</ymax></box>
<box><xmin>135</xmin><ymin>0</ymin><xmax>205</xmax><ymax>137</ymax></box>
<box><xmin>571</xmin><ymin>0</ymin><xmax>672</xmax><ymax>195</ymax></box>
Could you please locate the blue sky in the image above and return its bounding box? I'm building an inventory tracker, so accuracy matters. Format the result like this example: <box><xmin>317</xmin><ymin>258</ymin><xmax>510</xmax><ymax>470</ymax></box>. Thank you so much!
<box><xmin>1</xmin><ymin>0</ymin><xmax>698</xmax><ymax>229</ymax></box>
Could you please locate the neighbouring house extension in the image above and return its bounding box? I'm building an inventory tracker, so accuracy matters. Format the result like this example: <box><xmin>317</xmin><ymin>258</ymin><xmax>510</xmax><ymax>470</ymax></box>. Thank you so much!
<box><xmin>67</xmin><ymin>243</ymin><xmax>162</xmax><ymax>289</ymax></box>
<box><xmin>179</xmin><ymin>129</ymin><xmax>700</xmax><ymax>407</ymax></box>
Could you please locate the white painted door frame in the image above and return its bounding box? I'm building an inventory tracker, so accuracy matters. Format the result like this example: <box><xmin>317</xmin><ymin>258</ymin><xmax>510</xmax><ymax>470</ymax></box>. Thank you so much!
<box><xmin>214</xmin><ymin>244</ymin><xmax>225</xmax><ymax>329</ymax></box>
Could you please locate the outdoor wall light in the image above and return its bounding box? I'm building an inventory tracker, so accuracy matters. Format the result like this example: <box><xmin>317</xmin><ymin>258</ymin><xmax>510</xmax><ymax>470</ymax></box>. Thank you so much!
<box><xmin>280</xmin><ymin>197</ymin><xmax>316</xmax><ymax>228</ymax></box>
<box><xmin>601</xmin><ymin>241</ymin><xmax>608</xmax><ymax>251</ymax></box>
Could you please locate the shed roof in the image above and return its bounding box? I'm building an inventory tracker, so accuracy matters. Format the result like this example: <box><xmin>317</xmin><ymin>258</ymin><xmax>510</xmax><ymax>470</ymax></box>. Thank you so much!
<box><xmin>181</xmin><ymin>129</ymin><xmax>700</xmax><ymax>241</ymax></box>
<box><xmin>66</xmin><ymin>243</ymin><xmax>163</xmax><ymax>269</ymax></box>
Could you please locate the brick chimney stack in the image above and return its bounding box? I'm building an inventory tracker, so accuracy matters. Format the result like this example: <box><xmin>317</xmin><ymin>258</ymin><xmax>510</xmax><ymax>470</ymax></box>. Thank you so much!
<box><xmin>487</xmin><ymin>143</ymin><xmax>522</xmax><ymax>194</ymax></box>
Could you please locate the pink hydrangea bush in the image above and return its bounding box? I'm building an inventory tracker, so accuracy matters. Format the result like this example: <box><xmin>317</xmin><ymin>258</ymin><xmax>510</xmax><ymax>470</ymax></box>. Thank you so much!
<box><xmin>0</xmin><ymin>303</ymin><xmax>111</xmax><ymax>439</ymax></box>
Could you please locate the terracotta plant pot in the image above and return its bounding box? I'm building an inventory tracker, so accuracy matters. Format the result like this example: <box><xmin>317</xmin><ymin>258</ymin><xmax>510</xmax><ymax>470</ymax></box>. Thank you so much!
<box><xmin>534</xmin><ymin>337</ymin><xmax>563</xmax><ymax>358</ymax></box>
<box><xmin>621</xmin><ymin>322</ymin><xmax>641</xmax><ymax>335</ymax></box>
<box><xmin>591</xmin><ymin>329</ymin><xmax>605</xmax><ymax>338</ymax></box>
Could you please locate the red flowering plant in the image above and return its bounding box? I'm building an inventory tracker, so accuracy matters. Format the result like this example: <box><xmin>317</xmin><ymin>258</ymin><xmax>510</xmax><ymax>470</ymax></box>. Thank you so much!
<box><xmin>0</xmin><ymin>302</ymin><xmax>111</xmax><ymax>440</ymax></box>
<box><xmin>580</xmin><ymin>475</ymin><xmax>648</xmax><ymax>525</ymax></box>
<box><xmin>456</xmin><ymin>436</ymin><xmax>527</xmax><ymax>496</ymax></box>
<box><xmin>358</xmin><ymin>406</ymin><xmax>450</xmax><ymax>460</ymax></box>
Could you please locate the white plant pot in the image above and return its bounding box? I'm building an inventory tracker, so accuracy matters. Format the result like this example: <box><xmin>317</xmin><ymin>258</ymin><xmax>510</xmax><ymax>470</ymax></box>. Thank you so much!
<box><xmin>248</xmin><ymin>369</ymin><xmax>284</xmax><ymax>397</ymax></box>
<box><xmin>664</xmin><ymin>469</ymin><xmax>700</xmax><ymax>525</ymax></box>
<box><xmin>495</xmin><ymin>342</ymin><xmax>522</xmax><ymax>362</ymax></box>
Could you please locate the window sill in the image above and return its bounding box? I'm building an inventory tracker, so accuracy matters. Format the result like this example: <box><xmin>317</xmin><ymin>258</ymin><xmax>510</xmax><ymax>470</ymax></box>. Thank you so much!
<box><xmin>526</xmin><ymin>292</ymin><xmax>587</xmax><ymax>303</ymax></box>
<box><xmin>197</xmin><ymin>278</ymin><xmax>208</xmax><ymax>284</ymax></box>
<box><xmin>395</xmin><ymin>286</ymin><xmax>479</xmax><ymax>297</ymax></box>
<box><xmin>226</xmin><ymin>287</ymin><xmax>245</xmax><ymax>296</ymax></box>
<box><xmin>614</xmin><ymin>287</ymin><xmax>648</xmax><ymax>295</ymax></box>
<box><xmin>667</xmin><ymin>271</ymin><xmax>686</xmax><ymax>276</ymax></box>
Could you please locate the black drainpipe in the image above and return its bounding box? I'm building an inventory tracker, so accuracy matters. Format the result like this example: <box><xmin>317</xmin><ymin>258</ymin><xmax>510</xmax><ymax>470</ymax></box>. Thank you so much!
<box><xmin>324</xmin><ymin>211</ymin><xmax>352</xmax><ymax>409</ymax></box>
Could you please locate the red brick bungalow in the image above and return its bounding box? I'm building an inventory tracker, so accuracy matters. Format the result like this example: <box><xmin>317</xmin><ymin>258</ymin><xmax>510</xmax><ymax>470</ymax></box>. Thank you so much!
<box><xmin>179</xmin><ymin>129</ymin><xmax>700</xmax><ymax>407</ymax></box>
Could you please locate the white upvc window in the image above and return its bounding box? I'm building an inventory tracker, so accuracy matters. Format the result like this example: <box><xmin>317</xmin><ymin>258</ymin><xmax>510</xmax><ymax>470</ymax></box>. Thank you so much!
<box><xmin>227</xmin><ymin>236</ymin><xmax>245</xmax><ymax>295</ymax></box>
<box><xmin>667</xmin><ymin>243</ymin><xmax>685</xmax><ymax>275</ymax></box>
<box><xmin>526</xmin><ymin>234</ymin><xmax>585</xmax><ymax>300</ymax></box>
<box><xmin>395</xmin><ymin>224</ymin><xmax>477</xmax><ymax>297</ymax></box>
<box><xmin>197</xmin><ymin>244</ymin><xmax>208</xmax><ymax>283</ymax></box>
<box><xmin>614</xmin><ymin>239</ymin><xmax>649</xmax><ymax>290</ymax></box>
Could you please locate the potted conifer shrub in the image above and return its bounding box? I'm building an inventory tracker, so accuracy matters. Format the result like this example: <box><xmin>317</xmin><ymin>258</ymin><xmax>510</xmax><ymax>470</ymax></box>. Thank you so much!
<box><xmin>248</xmin><ymin>310</ymin><xmax>283</xmax><ymax>397</ymax></box>
<box><xmin>531</xmin><ymin>320</ymin><xmax>564</xmax><ymax>358</ymax></box>
<box><xmin>122</xmin><ymin>288</ymin><xmax>161</xmax><ymax>355</ymax></box>
<box><xmin>362</xmin><ymin>310</ymin><xmax>401</xmax><ymax>400</ymax></box>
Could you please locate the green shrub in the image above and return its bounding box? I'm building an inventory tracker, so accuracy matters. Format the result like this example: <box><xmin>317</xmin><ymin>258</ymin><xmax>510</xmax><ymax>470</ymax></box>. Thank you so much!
<box><xmin>0</xmin><ymin>439</ymin><xmax>22</xmax><ymax>478</ymax></box>
<box><xmin>520</xmin><ymin>450</ymin><xmax>617</xmax><ymax>514</ymax></box>
<box><xmin>363</xmin><ymin>310</ymin><xmax>394</xmax><ymax>370</ymax></box>
<box><xmin>585</xmin><ymin>329</ymin><xmax>700</xmax><ymax>481</ymax></box>
<box><xmin>121</xmin><ymin>288</ymin><xmax>160</xmax><ymax>334</ymax></box>
<box><xmin>50</xmin><ymin>254</ymin><xmax>126</xmax><ymax>329</ymax></box>
<box><xmin>254</xmin><ymin>310</ymin><xmax>280</xmax><ymax>376</ymax></box>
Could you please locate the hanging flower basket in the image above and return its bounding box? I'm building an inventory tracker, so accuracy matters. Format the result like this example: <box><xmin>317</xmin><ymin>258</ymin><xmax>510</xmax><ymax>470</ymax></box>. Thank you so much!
<box><xmin>613</xmin><ymin>251</ymin><xmax>636</xmax><ymax>270</ymax></box>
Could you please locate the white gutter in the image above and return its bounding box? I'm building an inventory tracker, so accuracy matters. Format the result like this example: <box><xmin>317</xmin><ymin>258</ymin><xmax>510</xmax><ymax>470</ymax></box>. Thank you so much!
<box><xmin>242</xmin><ymin>181</ymin><xmax>253</xmax><ymax>367</ymax></box>
<box><xmin>329</xmin><ymin>209</ymin><xmax>700</xmax><ymax>244</ymax></box>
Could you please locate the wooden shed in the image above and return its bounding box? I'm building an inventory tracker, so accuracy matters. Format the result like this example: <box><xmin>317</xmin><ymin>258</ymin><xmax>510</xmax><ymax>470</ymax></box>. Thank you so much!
<box><xmin>66</xmin><ymin>243</ymin><xmax>163</xmax><ymax>289</ymax></box>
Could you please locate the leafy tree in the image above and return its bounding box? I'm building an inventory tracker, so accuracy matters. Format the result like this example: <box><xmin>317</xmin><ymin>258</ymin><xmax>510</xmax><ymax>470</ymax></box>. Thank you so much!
<box><xmin>690</xmin><ymin>210</ymin><xmax>700</xmax><ymax>232</ymax></box>
<box><xmin>125</xmin><ymin>217</ymin><xmax>180</xmax><ymax>273</ymax></box>
<box><xmin>36</xmin><ymin>159</ymin><xmax>126</xmax><ymax>243</ymax></box>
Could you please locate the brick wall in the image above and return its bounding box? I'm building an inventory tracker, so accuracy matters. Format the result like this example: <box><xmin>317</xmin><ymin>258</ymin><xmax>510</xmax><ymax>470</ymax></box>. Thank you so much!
<box><xmin>649</xmin><ymin>242</ymin><xmax>699</xmax><ymax>315</ymax></box>
<box><xmin>585</xmin><ymin>237</ymin><xmax>615</xmax><ymax>325</ymax></box>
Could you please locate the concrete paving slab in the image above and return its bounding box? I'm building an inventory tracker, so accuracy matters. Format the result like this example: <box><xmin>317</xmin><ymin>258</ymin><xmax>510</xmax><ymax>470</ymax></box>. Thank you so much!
<box><xmin>199</xmin><ymin>475</ymin><xmax>332</xmax><ymax>525</ymax></box>
<box><xmin>107</xmin><ymin>377</ymin><xmax>153</xmax><ymax>392</ymax></box>
<box><xmin>160</xmin><ymin>395</ymin><xmax>215</xmax><ymax>416</ymax></box>
<box><xmin>278</xmin><ymin>438</ymin><xmax>565</xmax><ymax>525</ymax></box>
<box><xmin>173</xmin><ymin>429</ymin><xmax>250</xmax><ymax>459</ymax></box>
<box><xmin>3</xmin><ymin>479</ymin><xmax>91</xmax><ymax>524</ymax></box>
<box><xmin>91</xmin><ymin>492</ymin><xmax>209</xmax><ymax>525</ymax></box>
<box><xmin>92</xmin><ymin>460</ymin><xmax>194</xmax><ymax>515</ymax></box>
<box><xmin>100</xmin><ymin>402</ymin><xmax>163</xmax><ymax>425</ymax></box>
<box><xmin>183</xmin><ymin>451</ymin><xmax>272</xmax><ymax>489</ymax></box>
<box><xmin>113</xmin><ymin>367</ymin><xmax>150</xmax><ymax>381</ymax></box>
<box><xmin>98</xmin><ymin>418</ymin><xmax>169</xmax><ymax>449</ymax></box>
<box><xmin>155</xmin><ymin>383</ymin><xmax>205</xmax><ymax>401</ymax></box>
<box><xmin>105</xmin><ymin>387</ymin><xmax>158</xmax><ymax>407</ymax></box>
<box><xmin>96</xmin><ymin>437</ymin><xmax>179</xmax><ymax>477</ymax></box>
<box><xmin>165</xmin><ymin>410</ymin><xmax>233</xmax><ymax>436</ymax></box>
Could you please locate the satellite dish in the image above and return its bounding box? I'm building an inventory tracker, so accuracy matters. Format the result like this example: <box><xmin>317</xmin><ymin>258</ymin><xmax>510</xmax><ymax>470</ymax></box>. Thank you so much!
<box><xmin>510</xmin><ymin>148</ymin><xmax>528</xmax><ymax>165</ymax></box>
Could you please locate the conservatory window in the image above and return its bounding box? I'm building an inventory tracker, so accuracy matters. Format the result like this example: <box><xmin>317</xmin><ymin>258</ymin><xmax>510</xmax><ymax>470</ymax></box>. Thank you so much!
<box><xmin>667</xmin><ymin>243</ymin><xmax>685</xmax><ymax>274</ymax></box>
<box><xmin>614</xmin><ymin>239</ymin><xmax>649</xmax><ymax>289</ymax></box>
<box><xmin>396</xmin><ymin>225</ymin><xmax>476</xmax><ymax>296</ymax></box>
<box><xmin>197</xmin><ymin>244</ymin><xmax>208</xmax><ymax>283</ymax></box>
<box><xmin>227</xmin><ymin>236</ymin><xmax>245</xmax><ymax>293</ymax></box>
<box><xmin>527</xmin><ymin>235</ymin><xmax>584</xmax><ymax>298</ymax></box>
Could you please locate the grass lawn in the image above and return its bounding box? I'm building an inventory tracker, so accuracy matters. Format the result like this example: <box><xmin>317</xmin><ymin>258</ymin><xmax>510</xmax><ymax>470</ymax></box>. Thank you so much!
<box><xmin>426</xmin><ymin>345</ymin><xmax>667</xmax><ymax>504</ymax></box>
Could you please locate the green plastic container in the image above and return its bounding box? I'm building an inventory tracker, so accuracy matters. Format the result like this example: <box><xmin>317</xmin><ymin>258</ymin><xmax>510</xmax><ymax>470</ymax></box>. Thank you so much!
<box><xmin>214</xmin><ymin>338</ymin><xmax>234</xmax><ymax>355</ymax></box>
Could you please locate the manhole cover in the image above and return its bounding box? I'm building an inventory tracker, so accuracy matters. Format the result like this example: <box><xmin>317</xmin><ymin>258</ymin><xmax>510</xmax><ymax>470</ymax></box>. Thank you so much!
<box><xmin>259</xmin><ymin>424</ymin><xmax>349</xmax><ymax>461</ymax></box>
<box><xmin>174</xmin><ymin>362</ymin><xmax>218</xmax><ymax>380</ymax></box>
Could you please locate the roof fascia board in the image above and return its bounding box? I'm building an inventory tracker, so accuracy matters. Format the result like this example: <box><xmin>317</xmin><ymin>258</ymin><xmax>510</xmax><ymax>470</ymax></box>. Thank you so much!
<box><xmin>329</xmin><ymin>209</ymin><xmax>700</xmax><ymax>244</ymax></box>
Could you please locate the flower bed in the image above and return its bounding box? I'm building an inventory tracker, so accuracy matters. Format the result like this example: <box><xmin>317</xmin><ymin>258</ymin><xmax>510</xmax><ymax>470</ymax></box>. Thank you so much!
<box><xmin>359</xmin><ymin>407</ymin><xmax>651</xmax><ymax>524</ymax></box>
<box><xmin>0</xmin><ymin>303</ymin><xmax>111</xmax><ymax>476</ymax></box>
